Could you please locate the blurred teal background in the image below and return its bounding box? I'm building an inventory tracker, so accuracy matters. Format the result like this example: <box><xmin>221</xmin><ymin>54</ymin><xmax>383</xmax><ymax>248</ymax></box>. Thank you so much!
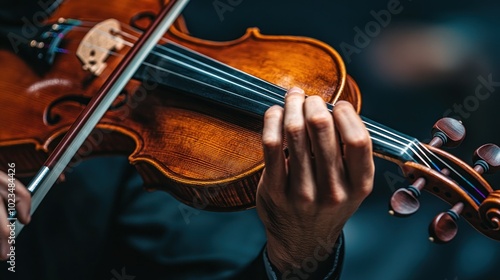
<box><xmin>1</xmin><ymin>0</ymin><xmax>500</xmax><ymax>279</ymax></box>
<box><xmin>181</xmin><ymin>1</ymin><xmax>500</xmax><ymax>279</ymax></box>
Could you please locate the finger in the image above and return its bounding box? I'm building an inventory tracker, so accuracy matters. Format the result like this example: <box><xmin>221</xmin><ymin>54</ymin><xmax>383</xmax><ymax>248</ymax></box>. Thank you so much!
<box><xmin>13</xmin><ymin>182</ymin><xmax>31</xmax><ymax>224</ymax></box>
<box><xmin>0</xmin><ymin>198</ymin><xmax>9</xmax><ymax>260</ymax></box>
<box><xmin>0</xmin><ymin>172</ymin><xmax>31</xmax><ymax>224</ymax></box>
<box><xmin>332</xmin><ymin>101</ymin><xmax>374</xmax><ymax>198</ymax></box>
<box><xmin>261</xmin><ymin>105</ymin><xmax>287</xmax><ymax>193</ymax></box>
<box><xmin>283</xmin><ymin>87</ymin><xmax>315</xmax><ymax>200</ymax></box>
<box><xmin>304</xmin><ymin>96</ymin><xmax>343</xmax><ymax>196</ymax></box>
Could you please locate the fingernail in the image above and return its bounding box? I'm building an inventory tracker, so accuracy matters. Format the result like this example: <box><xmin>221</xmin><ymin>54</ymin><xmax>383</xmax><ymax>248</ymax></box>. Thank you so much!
<box><xmin>286</xmin><ymin>86</ymin><xmax>305</xmax><ymax>95</ymax></box>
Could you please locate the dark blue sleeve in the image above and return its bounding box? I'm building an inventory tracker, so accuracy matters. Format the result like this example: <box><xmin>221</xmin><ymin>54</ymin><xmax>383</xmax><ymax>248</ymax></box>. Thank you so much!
<box><xmin>233</xmin><ymin>233</ymin><xmax>344</xmax><ymax>280</ymax></box>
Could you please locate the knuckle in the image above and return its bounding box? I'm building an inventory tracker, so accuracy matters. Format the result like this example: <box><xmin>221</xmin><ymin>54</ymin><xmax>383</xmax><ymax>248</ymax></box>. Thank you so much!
<box><xmin>264</xmin><ymin>106</ymin><xmax>283</xmax><ymax>121</ymax></box>
<box><xmin>360</xmin><ymin>185</ymin><xmax>373</xmax><ymax>198</ymax></box>
<box><xmin>17</xmin><ymin>189</ymin><xmax>31</xmax><ymax>202</ymax></box>
<box><xmin>293</xmin><ymin>190</ymin><xmax>315</xmax><ymax>206</ymax></box>
<box><xmin>285</xmin><ymin>122</ymin><xmax>305</xmax><ymax>139</ymax></box>
<box><xmin>307</xmin><ymin>113</ymin><xmax>332</xmax><ymax>132</ymax></box>
<box><xmin>345</xmin><ymin>131</ymin><xmax>371</xmax><ymax>148</ymax></box>
<box><xmin>329</xmin><ymin>192</ymin><xmax>348</xmax><ymax>205</ymax></box>
<box><xmin>305</xmin><ymin>95</ymin><xmax>324</xmax><ymax>105</ymax></box>
<box><xmin>333</xmin><ymin>100</ymin><xmax>354</xmax><ymax>116</ymax></box>
<box><xmin>285</xmin><ymin>88</ymin><xmax>305</xmax><ymax>99</ymax></box>
<box><xmin>262</xmin><ymin>107</ymin><xmax>284</xmax><ymax>149</ymax></box>
<box><xmin>359</xmin><ymin>180</ymin><xmax>375</xmax><ymax>198</ymax></box>
<box><xmin>262</xmin><ymin>134</ymin><xmax>282</xmax><ymax>150</ymax></box>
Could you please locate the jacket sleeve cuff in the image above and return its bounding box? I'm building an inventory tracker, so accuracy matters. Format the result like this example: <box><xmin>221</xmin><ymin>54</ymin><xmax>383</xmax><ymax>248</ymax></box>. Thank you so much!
<box><xmin>263</xmin><ymin>231</ymin><xmax>344</xmax><ymax>280</ymax></box>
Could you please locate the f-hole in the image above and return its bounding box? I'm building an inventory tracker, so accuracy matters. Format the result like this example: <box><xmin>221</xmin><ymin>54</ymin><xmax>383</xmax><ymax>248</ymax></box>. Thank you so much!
<box><xmin>130</xmin><ymin>11</ymin><xmax>157</xmax><ymax>32</ymax></box>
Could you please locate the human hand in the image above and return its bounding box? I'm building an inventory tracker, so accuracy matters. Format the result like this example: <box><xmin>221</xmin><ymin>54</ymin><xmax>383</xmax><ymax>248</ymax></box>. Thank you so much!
<box><xmin>256</xmin><ymin>87</ymin><xmax>374</xmax><ymax>275</ymax></box>
<box><xmin>0</xmin><ymin>170</ymin><xmax>31</xmax><ymax>260</ymax></box>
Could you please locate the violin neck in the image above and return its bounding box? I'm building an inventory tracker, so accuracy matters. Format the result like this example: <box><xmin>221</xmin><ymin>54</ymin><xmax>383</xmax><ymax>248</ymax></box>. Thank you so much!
<box><xmin>360</xmin><ymin>116</ymin><xmax>418</xmax><ymax>163</ymax></box>
<box><xmin>133</xmin><ymin>42</ymin><xmax>419</xmax><ymax>164</ymax></box>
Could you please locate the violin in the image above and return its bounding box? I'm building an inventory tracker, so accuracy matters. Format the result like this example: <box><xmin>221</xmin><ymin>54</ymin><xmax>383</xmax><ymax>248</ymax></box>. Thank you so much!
<box><xmin>0</xmin><ymin>0</ymin><xmax>499</xmax><ymax>244</ymax></box>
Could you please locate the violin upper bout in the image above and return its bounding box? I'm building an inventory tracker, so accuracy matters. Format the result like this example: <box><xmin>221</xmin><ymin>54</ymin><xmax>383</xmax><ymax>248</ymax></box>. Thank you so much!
<box><xmin>166</xmin><ymin>23</ymin><xmax>355</xmax><ymax>107</ymax></box>
<box><xmin>341</xmin><ymin>75</ymin><xmax>362</xmax><ymax>114</ymax></box>
<box><xmin>243</xmin><ymin>27</ymin><xmax>361</xmax><ymax>112</ymax></box>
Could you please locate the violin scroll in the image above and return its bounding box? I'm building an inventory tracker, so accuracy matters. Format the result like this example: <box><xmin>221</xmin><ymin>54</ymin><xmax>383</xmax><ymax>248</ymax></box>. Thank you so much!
<box><xmin>389</xmin><ymin>117</ymin><xmax>465</xmax><ymax>217</ymax></box>
<box><xmin>388</xmin><ymin>118</ymin><xmax>500</xmax><ymax>243</ymax></box>
<box><xmin>478</xmin><ymin>191</ymin><xmax>500</xmax><ymax>231</ymax></box>
<box><xmin>475</xmin><ymin>144</ymin><xmax>500</xmax><ymax>230</ymax></box>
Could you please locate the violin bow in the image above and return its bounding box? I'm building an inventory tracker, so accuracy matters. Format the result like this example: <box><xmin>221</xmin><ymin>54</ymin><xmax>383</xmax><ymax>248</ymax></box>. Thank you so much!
<box><xmin>10</xmin><ymin>0</ymin><xmax>191</xmax><ymax>237</ymax></box>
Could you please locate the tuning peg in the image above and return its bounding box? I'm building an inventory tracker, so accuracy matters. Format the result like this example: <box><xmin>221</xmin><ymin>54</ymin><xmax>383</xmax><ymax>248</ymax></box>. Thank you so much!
<box><xmin>389</xmin><ymin>168</ymin><xmax>451</xmax><ymax>217</ymax></box>
<box><xmin>388</xmin><ymin>118</ymin><xmax>460</xmax><ymax>217</ymax></box>
<box><xmin>429</xmin><ymin>202</ymin><xmax>464</xmax><ymax>243</ymax></box>
<box><xmin>429</xmin><ymin>118</ymin><xmax>466</xmax><ymax>148</ymax></box>
<box><xmin>473</xmin><ymin>144</ymin><xmax>500</xmax><ymax>174</ymax></box>
<box><xmin>389</xmin><ymin>118</ymin><xmax>463</xmax><ymax>218</ymax></box>
<box><xmin>389</xmin><ymin>178</ymin><xmax>424</xmax><ymax>217</ymax></box>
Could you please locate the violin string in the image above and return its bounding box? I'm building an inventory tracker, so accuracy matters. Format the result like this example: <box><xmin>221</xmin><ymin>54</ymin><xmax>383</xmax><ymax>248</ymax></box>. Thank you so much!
<box><xmin>91</xmin><ymin>26</ymin><xmax>278</xmax><ymax>105</ymax></box>
<box><xmin>55</xmin><ymin>32</ymin><xmax>288</xmax><ymax>124</ymax></box>
<box><xmin>142</xmin><ymin>61</ymin><xmax>273</xmax><ymax>108</ymax></box>
<box><xmin>83</xmin><ymin>26</ymin><xmax>287</xmax><ymax>102</ymax></box>
<box><xmin>147</xmin><ymin>48</ymin><xmax>286</xmax><ymax>104</ymax></box>
<box><xmin>143</xmin><ymin>46</ymin><xmax>431</xmax><ymax>165</ymax></box>
<box><xmin>145</xmin><ymin>51</ymin><xmax>427</xmax><ymax>163</ymax></box>
<box><xmin>71</xmin><ymin>24</ymin><xmax>433</xmax><ymax>167</ymax></box>
<box><xmin>141</xmin><ymin>46</ymin><xmax>430</xmax><ymax>162</ymax></box>
<box><xmin>59</xmin><ymin>19</ymin><xmax>107</xmax><ymax>27</ymax></box>
<box><xmin>45</xmin><ymin>25</ymin><xmax>438</xmax><ymax>168</ymax></box>
<box><xmin>111</xmin><ymin>28</ymin><xmax>435</xmax><ymax>165</ymax></box>
<box><xmin>367</xmin><ymin>128</ymin><xmax>430</xmax><ymax>167</ymax></box>
<box><xmin>141</xmin><ymin>58</ymin><xmax>428</xmax><ymax>167</ymax></box>
<box><xmin>369</xmin><ymin>135</ymin><xmax>422</xmax><ymax>163</ymax></box>
<box><xmin>77</xmin><ymin>27</ymin><xmax>297</xmax><ymax>116</ymax></box>
<box><xmin>361</xmin><ymin>121</ymin><xmax>432</xmax><ymax>168</ymax></box>
<box><xmin>64</xmin><ymin>26</ymin><xmax>95</xmax><ymax>33</ymax></box>
<box><xmin>418</xmin><ymin>143</ymin><xmax>486</xmax><ymax>200</ymax></box>
<box><xmin>81</xmin><ymin>41</ymin><xmax>125</xmax><ymax>57</ymax></box>
<box><xmin>64</xmin><ymin>21</ymin><xmax>490</xmax><ymax>195</ymax></box>
<box><xmin>64</xmin><ymin>20</ymin><xmax>488</xmax><ymax>201</ymax></box>
<box><xmin>62</xmin><ymin>20</ymin><xmax>490</xmax><ymax>202</ymax></box>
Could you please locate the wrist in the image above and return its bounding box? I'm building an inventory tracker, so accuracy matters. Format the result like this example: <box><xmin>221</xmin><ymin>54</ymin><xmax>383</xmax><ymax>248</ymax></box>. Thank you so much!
<box><xmin>266</xmin><ymin>230</ymin><xmax>342</xmax><ymax>275</ymax></box>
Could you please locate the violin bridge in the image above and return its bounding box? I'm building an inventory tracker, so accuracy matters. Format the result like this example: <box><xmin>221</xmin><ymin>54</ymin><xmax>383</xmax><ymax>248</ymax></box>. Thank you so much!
<box><xmin>76</xmin><ymin>19</ymin><xmax>124</xmax><ymax>76</ymax></box>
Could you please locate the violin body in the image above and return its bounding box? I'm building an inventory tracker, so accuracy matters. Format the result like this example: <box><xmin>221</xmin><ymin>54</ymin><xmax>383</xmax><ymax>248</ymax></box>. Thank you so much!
<box><xmin>0</xmin><ymin>0</ymin><xmax>360</xmax><ymax>210</ymax></box>
<box><xmin>2</xmin><ymin>0</ymin><xmax>500</xmax><ymax>243</ymax></box>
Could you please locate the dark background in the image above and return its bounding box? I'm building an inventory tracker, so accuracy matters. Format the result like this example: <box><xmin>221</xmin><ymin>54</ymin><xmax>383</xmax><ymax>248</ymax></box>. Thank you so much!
<box><xmin>1</xmin><ymin>0</ymin><xmax>500</xmax><ymax>279</ymax></box>
<box><xmin>180</xmin><ymin>1</ymin><xmax>500</xmax><ymax>280</ymax></box>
